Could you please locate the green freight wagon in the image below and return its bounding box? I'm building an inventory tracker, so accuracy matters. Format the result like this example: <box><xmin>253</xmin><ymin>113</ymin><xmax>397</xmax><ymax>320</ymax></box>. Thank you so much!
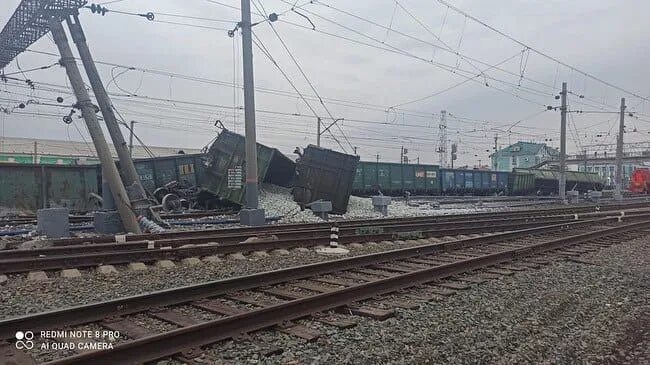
<box><xmin>293</xmin><ymin>145</ymin><xmax>359</xmax><ymax>214</ymax></box>
<box><xmin>352</xmin><ymin>161</ymin><xmax>440</xmax><ymax>196</ymax></box>
<box><xmin>514</xmin><ymin>168</ymin><xmax>604</xmax><ymax>194</ymax></box>
<box><xmin>507</xmin><ymin>171</ymin><xmax>536</xmax><ymax>195</ymax></box>
<box><xmin>131</xmin><ymin>154</ymin><xmax>205</xmax><ymax>194</ymax></box>
<box><xmin>0</xmin><ymin>164</ymin><xmax>100</xmax><ymax>212</ymax></box>
<box><xmin>201</xmin><ymin>130</ymin><xmax>295</xmax><ymax>206</ymax></box>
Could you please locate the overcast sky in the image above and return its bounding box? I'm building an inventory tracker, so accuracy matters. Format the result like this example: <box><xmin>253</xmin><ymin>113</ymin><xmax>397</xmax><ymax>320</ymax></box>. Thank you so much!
<box><xmin>1</xmin><ymin>0</ymin><xmax>649</xmax><ymax>166</ymax></box>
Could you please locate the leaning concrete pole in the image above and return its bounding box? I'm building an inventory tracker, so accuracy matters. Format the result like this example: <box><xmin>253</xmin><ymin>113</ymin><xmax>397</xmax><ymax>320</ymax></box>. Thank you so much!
<box><xmin>66</xmin><ymin>14</ymin><xmax>148</xmax><ymax>205</ymax></box>
<box><xmin>48</xmin><ymin>17</ymin><xmax>141</xmax><ymax>233</ymax></box>
<box><xmin>239</xmin><ymin>0</ymin><xmax>265</xmax><ymax>226</ymax></box>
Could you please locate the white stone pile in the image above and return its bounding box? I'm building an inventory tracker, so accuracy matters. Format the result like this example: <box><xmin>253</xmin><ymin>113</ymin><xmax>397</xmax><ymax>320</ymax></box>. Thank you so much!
<box><xmin>257</xmin><ymin>184</ymin><xmax>500</xmax><ymax>223</ymax></box>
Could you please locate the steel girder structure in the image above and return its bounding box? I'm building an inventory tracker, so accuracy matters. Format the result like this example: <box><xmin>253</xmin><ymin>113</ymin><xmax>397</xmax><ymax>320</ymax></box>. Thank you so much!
<box><xmin>0</xmin><ymin>0</ymin><xmax>87</xmax><ymax>69</ymax></box>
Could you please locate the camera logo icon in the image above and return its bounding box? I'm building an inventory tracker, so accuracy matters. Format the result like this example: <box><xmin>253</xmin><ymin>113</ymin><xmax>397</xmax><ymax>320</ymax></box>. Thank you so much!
<box><xmin>15</xmin><ymin>331</ymin><xmax>34</xmax><ymax>350</ymax></box>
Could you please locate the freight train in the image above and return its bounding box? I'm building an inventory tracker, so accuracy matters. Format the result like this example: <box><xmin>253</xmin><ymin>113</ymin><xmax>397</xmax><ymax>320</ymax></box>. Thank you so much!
<box><xmin>0</xmin><ymin>130</ymin><xmax>606</xmax><ymax>213</ymax></box>
<box><xmin>351</xmin><ymin>161</ymin><xmax>605</xmax><ymax>197</ymax></box>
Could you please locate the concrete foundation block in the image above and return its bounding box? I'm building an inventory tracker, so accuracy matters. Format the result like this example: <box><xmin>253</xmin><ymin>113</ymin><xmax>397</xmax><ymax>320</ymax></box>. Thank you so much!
<box><xmin>128</xmin><ymin>262</ymin><xmax>148</xmax><ymax>271</ymax></box>
<box><xmin>203</xmin><ymin>255</ymin><xmax>222</xmax><ymax>263</ymax></box>
<box><xmin>155</xmin><ymin>260</ymin><xmax>176</xmax><ymax>269</ymax></box>
<box><xmin>308</xmin><ymin>200</ymin><xmax>332</xmax><ymax>220</ymax></box>
<box><xmin>371</xmin><ymin>196</ymin><xmax>392</xmax><ymax>216</ymax></box>
<box><xmin>271</xmin><ymin>249</ymin><xmax>291</xmax><ymax>256</ymax></box>
<box><xmin>227</xmin><ymin>253</ymin><xmax>247</xmax><ymax>261</ymax></box>
<box><xmin>94</xmin><ymin>211</ymin><xmax>125</xmax><ymax>235</ymax></box>
<box><xmin>240</xmin><ymin>208</ymin><xmax>265</xmax><ymax>226</ymax></box>
<box><xmin>97</xmin><ymin>265</ymin><xmax>118</xmax><ymax>275</ymax></box>
<box><xmin>316</xmin><ymin>246</ymin><xmax>350</xmax><ymax>255</ymax></box>
<box><xmin>37</xmin><ymin>208</ymin><xmax>70</xmax><ymax>238</ymax></box>
<box><xmin>27</xmin><ymin>271</ymin><xmax>49</xmax><ymax>281</ymax></box>
<box><xmin>371</xmin><ymin>195</ymin><xmax>392</xmax><ymax>206</ymax></box>
<box><xmin>0</xmin><ymin>274</ymin><xmax>8</xmax><ymax>285</ymax></box>
<box><xmin>250</xmin><ymin>251</ymin><xmax>270</xmax><ymax>258</ymax></box>
<box><xmin>181</xmin><ymin>257</ymin><xmax>202</xmax><ymax>266</ymax></box>
<box><xmin>60</xmin><ymin>268</ymin><xmax>82</xmax><ymax>278</ymax></box>
<box><xmin>308</xmin><ymin>200</ymin><xmax>332</xmax><ymax>212</ymax></box>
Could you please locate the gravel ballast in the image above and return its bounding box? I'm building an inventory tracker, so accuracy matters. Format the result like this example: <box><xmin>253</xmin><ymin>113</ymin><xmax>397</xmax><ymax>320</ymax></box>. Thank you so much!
<box><xmin>0</xmin><ymin>238</ymin><xmax>453</xmax><ymax>318</ymax></box>
<box><xmin>201</xmin><ymin>235</ymin><xmax>649</xmax><ymax>364</ymax></box>
<box><xmin>2</xmin><ymin>231</ymin><xmax>647</xmax><ymax>364</ymax></box>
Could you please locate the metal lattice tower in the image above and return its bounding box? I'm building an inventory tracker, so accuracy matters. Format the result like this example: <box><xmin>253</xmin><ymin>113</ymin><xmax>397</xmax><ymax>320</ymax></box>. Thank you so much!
<box><xmin>0</xmin><ymin>0</ymin><xmax>87</xmax><ymax>69</ymax></box>
<box><xmin>438</xmin><ymin>110</ymin><xmax>448</xmax><ymax>167</ymax></box>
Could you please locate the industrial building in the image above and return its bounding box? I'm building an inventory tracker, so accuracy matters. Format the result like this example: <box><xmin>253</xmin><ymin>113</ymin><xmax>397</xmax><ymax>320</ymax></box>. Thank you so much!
<box><xmin>490</xmin><ymin>141</ymin><xmax>559</xmax><ymax>172</ymax></box>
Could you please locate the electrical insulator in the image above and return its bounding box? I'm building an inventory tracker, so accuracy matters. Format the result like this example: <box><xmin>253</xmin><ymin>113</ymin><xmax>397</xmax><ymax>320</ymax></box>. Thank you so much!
<box><xmin>90</xmin><ymin>3</ymin><xmax>108</xmax><ymax>15</ymax></box>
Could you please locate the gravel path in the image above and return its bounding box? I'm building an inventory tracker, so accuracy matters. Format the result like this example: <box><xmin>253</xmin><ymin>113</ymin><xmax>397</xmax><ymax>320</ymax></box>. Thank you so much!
<box><xmin>201</xmin><ymin>235</ymin><xmax>649</xmax><ymax>364</ymax></box>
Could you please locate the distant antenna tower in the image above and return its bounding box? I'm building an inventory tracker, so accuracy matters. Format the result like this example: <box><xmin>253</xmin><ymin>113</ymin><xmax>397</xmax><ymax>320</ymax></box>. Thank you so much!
<box><xmin>438</xmin><ymin>110</ymin><xmax>448</xmax><ymax>167</ymax></box>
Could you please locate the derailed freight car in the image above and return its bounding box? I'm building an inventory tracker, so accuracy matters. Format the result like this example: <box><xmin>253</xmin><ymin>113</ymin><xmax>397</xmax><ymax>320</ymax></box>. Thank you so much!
<box><xmin>292</xmin><ymin>145</ymin><xmax>359</xmax><ymax>214</ymax></box>
<box><xmin>201</xmin><ymin>130</ymin><xmax>295</xmax><ymax>206</ymax></box>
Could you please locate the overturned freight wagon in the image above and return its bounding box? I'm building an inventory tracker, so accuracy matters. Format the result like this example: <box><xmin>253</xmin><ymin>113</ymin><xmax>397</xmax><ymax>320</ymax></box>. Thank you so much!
<box><xmin>201</xmin><ymin>130</ymin><xmax>295</xmax><ymax>207</ymax></box>
<box><xmin>513</xmin><ymin>168</ymin><xmax>604</xmax><ymax>194</ymax></box>
<box><xmin>292</xmin><ymin>145</ymin><xmax>359</xmax><ymax>214</ymax></box>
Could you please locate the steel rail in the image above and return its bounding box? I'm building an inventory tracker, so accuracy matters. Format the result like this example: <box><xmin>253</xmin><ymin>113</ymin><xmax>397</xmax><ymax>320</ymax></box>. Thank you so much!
<box><xmin>0</xmin><ymin>214</ymin><xmax>639</xmax><ymax>341</ymax></box>
<box><xmin>37</xmin><ymin>218</ymin><xmax>650</xmax><ymax>364</ymax></box>
<box><xmin>0</xmin><ymin>214</ymin><xmax>582</xmax><ymax>260</ymax></box>
<box><xmin>0</xmin><ymin>216</ymin><xmax>574</xmax><ymax>273</ymax></box>
<box><xmin>44</xmin><ymin>200</ymin><xmax>650</xmax><ymax>247</ymax></box>
<box><xmin>0</xmin><ymin>212</ymin><xmax>639</xmax><ymax>274</ymax></box>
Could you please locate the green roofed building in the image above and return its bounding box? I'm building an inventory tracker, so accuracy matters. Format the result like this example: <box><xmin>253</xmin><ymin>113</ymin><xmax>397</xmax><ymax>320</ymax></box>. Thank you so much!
<box><xmin>490</xmin><ymin>141</ymin><xmax>559</xmax><ymax>172</ymax></box>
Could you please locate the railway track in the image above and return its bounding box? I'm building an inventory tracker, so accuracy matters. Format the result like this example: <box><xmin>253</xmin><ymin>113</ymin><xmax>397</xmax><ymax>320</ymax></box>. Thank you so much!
<box><xmin>0</xmin><ymin>216</ymin><xmax>647</xmax><ymax>364</ymax></box>
<box><xmin>0</xmin><ymin>209</ymin><xmax>645</xmax><ymax>275</ymax></box>
<box><xmin>0</xmin><ymin>210</ymin><xmax>238</xmax><ymax>227</ymax></box>
<box><xmin>37</xmin><ymin>200</ymin><xmax>650</xmax><ymax>248</ymax></box>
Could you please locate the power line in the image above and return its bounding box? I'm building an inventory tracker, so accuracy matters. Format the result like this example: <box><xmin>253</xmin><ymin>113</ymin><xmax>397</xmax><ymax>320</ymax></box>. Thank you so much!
<box><xmin>435</xmin><ymin>0</ymin><xmax>650</xmax><ymax>103</ymax></box>
<box><xmin>253</xmin><ymin>0</ymin><xmax>353</xmax><ymax>152</ymax></box>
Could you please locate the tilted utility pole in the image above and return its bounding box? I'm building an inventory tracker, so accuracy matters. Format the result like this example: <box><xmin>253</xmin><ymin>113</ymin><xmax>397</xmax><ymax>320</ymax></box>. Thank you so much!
<box><xmin>239</xmin><ymin>0</ymin><xmax>264</xmax><ymax>225</ymax></box>
<box><xmin>48</xmin><ymin>17</ymin><xmax>141</xmax><ymax>233</ymax></box>
<box><xmin>316</xmin><ymin>117</ymin><xmax>321</xmax><ymax>147</ymax></box>
<box><xmin>614</xmin><ymin>97</ymin><xmax>626</xmax><ymax>200</ymax></box>
<box><xmin>66</xmin><ymin>14</ymin><xmax>148</xmax><ymax>208</ymax></box>
<box><xmin>559</xmin><ymin>82</ymin><xmax>567</xmax><ymax>203</ymax></box>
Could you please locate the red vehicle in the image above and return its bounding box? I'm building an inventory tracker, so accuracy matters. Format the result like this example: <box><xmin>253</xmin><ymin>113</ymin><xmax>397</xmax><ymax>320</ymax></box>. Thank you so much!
<box><xmin>629</xmin><ymin>168</ymin><xmax>650</xmax><ymax>193</ymax></box>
